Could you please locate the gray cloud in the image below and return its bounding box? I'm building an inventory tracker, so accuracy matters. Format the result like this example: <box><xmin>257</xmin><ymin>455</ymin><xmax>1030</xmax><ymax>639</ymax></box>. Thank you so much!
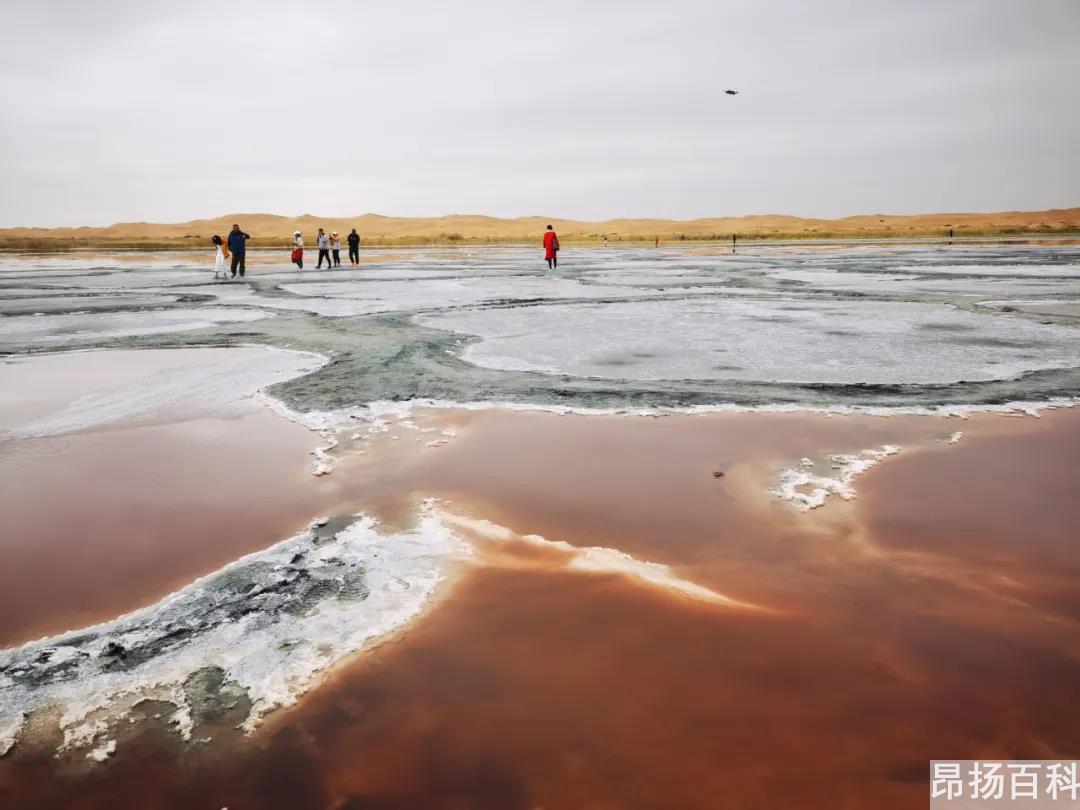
<box><xmin>1</xmin><ymin>0</ymin><xmax>1077</xmax><ymax>226</ymax></box>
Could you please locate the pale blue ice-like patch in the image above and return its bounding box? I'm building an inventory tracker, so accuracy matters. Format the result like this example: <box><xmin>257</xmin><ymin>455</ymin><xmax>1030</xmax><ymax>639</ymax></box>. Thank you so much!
<box><xmin>0</xmin><ymin>307</ymin><xmax>271</xmax><ymax>346</ymax></box>
<box><xmin>0</xmin><ymin>346</ymin><xmax>326</xmax><ymax>438</ymax></box>
<box><xmin>418</xmin><ymin>297</ymin><xmax>1080</xmax><ymax>385</ymax></box>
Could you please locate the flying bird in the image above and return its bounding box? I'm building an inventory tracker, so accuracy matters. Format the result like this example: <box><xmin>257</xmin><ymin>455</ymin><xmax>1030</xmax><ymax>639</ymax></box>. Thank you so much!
<box><xmin>724</xmin><ymin>89</ymin><xmax>739</xmax><ymax>95</ymax></box>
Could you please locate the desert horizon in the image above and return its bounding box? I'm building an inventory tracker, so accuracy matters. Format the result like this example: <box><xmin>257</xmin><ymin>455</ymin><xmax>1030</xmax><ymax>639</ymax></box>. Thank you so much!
<box><xmin>2</xmin><ymin>206</ymin><xmax>1079</xmax><ymax>248</ymax></box>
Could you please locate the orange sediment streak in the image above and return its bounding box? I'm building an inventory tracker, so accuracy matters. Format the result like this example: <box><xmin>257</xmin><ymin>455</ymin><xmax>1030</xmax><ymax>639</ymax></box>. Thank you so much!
<box><xmin>440</xmin><ymin>510</ymin><xmax>772</xmax><ymax>611</ymax></box>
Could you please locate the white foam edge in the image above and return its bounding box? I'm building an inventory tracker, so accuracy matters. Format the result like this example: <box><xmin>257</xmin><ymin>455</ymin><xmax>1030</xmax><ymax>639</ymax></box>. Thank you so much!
<box><xmin>0</xmin><ymin>716</ymin><xmax>21</xmax><ymax>757</ymax></box>
<box><xmin>258</xmin><ymin>394</ymin><xmax>1079</xmax><ymax>439</ymax></box>
<box><xmin>770</xmin><ymin>445</ymin><xmax>901</xmax><ymax>511</ymax></box>
<box><xmin>87</xmin><ymin>738</ymin><xmax>116</xmax><ymax>762</ymax></box>
<box><xmin>255</xmin><ymin>391</ymin><xmax>1076</xmax><ymax>480</ymax></box>
<box><xmin>252</xmin><ymin>393</ymin><xmax>1077</xmax><ymax>480</ymax></box>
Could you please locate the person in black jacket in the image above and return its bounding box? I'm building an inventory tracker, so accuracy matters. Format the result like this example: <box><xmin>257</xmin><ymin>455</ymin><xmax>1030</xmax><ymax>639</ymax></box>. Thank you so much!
<box><xmin>347</xmin><ymin>228</ymin><xmax>360</xmax><ymax>267</ymax></box>
<box><xmin>226</xmin><ymin>224</ymin><xmax>251</xmax><ymax>278</ymax></box>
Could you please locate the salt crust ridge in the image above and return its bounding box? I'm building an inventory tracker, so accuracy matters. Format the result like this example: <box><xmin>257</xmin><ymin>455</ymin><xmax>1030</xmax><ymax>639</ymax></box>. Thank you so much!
<box><xmin>0</xmin><ymin>503</ymin><xmax>778</xmax><ymax>762</ymax></box>
<box><xmin>260</xmin><ymin>392</ymin><xmax>1074</xmax><ymax>477</ymax></box>
<box><xmin>0</xmin><ymin>506</ymin><xmax>467</xmax><ymax>761</ymax></box>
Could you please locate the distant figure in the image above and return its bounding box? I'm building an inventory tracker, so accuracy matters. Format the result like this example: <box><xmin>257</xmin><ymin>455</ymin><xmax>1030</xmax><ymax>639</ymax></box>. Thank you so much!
<box><xmin>655</xmin><ymin>236</ymin><xmax>660</xmax><ymax>248</ymax></box>
<box><xmin>602</xmin><ymin>235</ymin><xmax>608</xmax><ymax>247</ymax></box>
<box><xmin>331</xmin><ymin>231</ymin><xmax>341</xmax><ymax>268</ymax></box>
<box><xmin>291</xmin><ymin>230</ymin><xmax>304</xmax><ymax>269</ymax></box>
<box><xmin>316</xmin><ymin>228</ymin><xmax>331</xmax><ymax>269</ymax></box>
<box><xmin>347</xmin><ymin>228</ymin><xmax>360</xmax><ymax>267</ymax></box>
<box><xmin>543</xmin><ymin>224</ymin><xmax>560</xmax><ymax>270</ymax></box>
<box><xmin>227</xmin><ymin>224</ymin><xmax>250</xmax><ymax>278</ymax></box>
<box><xmin>212</xmin><ymin>234</ymin><xmax>228</xmax><ymax>280</ymax></box>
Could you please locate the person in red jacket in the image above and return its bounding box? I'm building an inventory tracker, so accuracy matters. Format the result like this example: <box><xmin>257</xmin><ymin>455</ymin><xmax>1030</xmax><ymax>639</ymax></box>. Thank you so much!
<box><xmin>543</xmin><ymin>224</ymin><xmax>560</xmax><ymax>270</ymax></box>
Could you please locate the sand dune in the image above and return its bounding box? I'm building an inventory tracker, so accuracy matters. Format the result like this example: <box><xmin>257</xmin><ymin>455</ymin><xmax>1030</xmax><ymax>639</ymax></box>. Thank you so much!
<box><xmin>1</xmin><ymin>208</ymin><xmax>1078</xmax><ymax>247</ymax></box>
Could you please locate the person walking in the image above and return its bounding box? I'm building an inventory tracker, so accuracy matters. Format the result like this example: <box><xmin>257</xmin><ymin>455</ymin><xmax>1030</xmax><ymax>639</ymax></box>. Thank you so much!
<box><xmin>227</xmin><ymin>224</ymin><xmax>250</xmax><ymax>278</ymax></box>
<box><xmin>291</xmin><ymin>230</ymin><xmax>304</xmax><ymax>270</ymax></box>
<box><xmin>316</xmin><ymin>228</ymin><xmax>331</xmax><ymax>269</ymax></box>
<box><xmin>212</xmin><ymin>234</ymin><xmax>229</xmax><ymax>280</ymax></box>
<box><xmin>543</xmin><ymin>224</ymin><xmax>560</xmax><ymax>270</ymax></box>
<box><xmin>347</xmin><ymin>228</ymin><xmax>360</xmax><ymax>267</ymax></box>
<box><xmin>331</xmin><ymin>231</ymin><xmax>342</xmax><ymax>268</ymax></box>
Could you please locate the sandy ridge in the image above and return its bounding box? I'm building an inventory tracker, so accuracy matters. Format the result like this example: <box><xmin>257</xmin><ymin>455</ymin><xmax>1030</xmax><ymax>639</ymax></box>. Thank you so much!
<box><xmin>3</xmin><ymin>208</ymin><xmax>1078</xmax><ymax>246</ymax></box>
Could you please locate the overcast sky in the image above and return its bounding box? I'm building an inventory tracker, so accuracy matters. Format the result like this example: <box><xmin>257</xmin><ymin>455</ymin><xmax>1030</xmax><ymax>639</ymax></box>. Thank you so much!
<box><xmin>1</xmin><ymin>0</ymin><xmax>1077</xmax><ymax>227</ymax></box>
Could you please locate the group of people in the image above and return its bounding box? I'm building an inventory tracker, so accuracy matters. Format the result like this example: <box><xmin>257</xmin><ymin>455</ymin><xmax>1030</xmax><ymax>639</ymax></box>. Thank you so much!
<box><xmin>291</xmin><ymin>228</ymin><xmax>362</xmax><ymax>271</ymax></box>
<box><xmin>212</xmin><ymin>222</ymin><xmax>563</xmax><ymax>279</ymax></box>
<box><xmin>212</xmin><ymin>224</ymin><xmax>250</xmax><ymax>279</ymax></box>
<box><xmin>212</xmin><ymin>224</ymin><xmax>362</xmax><ymax>279</ymax></box>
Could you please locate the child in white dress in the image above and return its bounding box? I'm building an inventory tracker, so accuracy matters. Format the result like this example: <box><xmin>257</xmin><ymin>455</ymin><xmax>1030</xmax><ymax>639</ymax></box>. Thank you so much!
<box><xmin>212</xmin><ymin>235</ymin><xmax>228</xmax><ymax>280</ymax></box>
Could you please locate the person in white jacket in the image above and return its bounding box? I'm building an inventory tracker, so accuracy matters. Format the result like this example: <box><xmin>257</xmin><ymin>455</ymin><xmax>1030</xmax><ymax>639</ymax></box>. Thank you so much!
<box><xmin>316</xmin><ymin>228</ymin><xmax>331</xmax><ymax>269</ymax></box>
<box><xmin>331</xmin><ymin>231</ymin><xmax>342</xmax><ymax>268</ymax></box>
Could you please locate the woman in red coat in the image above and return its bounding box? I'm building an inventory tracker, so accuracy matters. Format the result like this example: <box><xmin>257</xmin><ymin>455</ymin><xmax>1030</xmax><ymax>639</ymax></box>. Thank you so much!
<box><xmin>543</xmin><ymin>224</ymin><xmax>560</xmax><ymax>270</ymax></box>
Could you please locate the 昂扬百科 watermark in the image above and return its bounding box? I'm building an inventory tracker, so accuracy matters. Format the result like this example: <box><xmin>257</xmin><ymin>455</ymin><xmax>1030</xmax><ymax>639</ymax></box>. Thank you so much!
<box><xmin>931</xmin><ymin>761</ymin><xmax>1080</xmax><ymax>807</ymax></box>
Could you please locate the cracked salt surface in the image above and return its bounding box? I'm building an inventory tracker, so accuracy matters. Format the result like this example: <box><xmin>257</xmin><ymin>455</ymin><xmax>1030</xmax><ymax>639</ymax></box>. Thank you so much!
<box><xmin>0</xmin><ymin>294</ymin><xmax>181</xmax><ymax>315</ymax></box>
<box><xmin>0</xmin><ymin>267</ymin><xmax>210</xmax><ymax>290</ymax></box>
<box><xmin>418</xmin><ymin>297</ymin><xmax>1080</xmax><ymax>385</ymax></box>
<box><xmin>895</xmin><ymin>263</ymin><xmax>1080</xmax><ymax>277</ymax></box>
<box><xmin>2</xmin><ymin>244</ymin><xmax>1079</xmax><ymax>413</ymax></box>
<box><xmin>767</xmin><ymin>269</ymin><xmax>1080</xmax><ymax>298</ymax></box>
<box><xmin>982</xmin><ymin>300</ymin><xmax>1080</xmax><ymax>318</ymax></box>
<box><xmin>278</xmin><ymin>275</ymin><xmax>643</xmax><ymax>314</ymax></box>
<box><xmin>0</xmin><ymin>307</ymin><xmax>271</xmax><ymax>346</ymax></box>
